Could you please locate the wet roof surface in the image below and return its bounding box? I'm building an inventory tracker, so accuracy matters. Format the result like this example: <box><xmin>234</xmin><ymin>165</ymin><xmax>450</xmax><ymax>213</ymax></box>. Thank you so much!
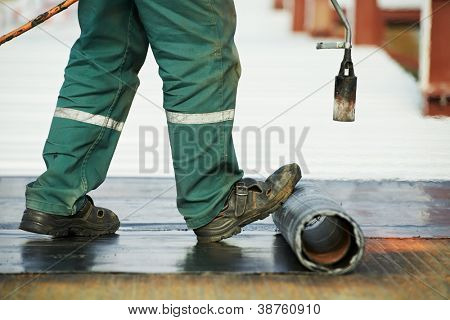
<box><xmin>0</xmin><ymin>177</ymin><xmax>448</xmax><ymax>299</ymax></box>
<box><xmin>1</xmin><ymin>236</ymin><xmax>448</xmax><ymax>299</ymax></box>
<box><xmin>2</xmin><ymin>177</ymin><xmax>449</xmax><ymax>237</ymax></box>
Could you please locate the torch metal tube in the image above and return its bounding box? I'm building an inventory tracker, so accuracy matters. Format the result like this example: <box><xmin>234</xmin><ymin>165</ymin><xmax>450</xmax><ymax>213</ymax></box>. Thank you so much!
<box><xmin>330</xmin><ymin>0</ymin><xmax>352</xmax><ymax>46</ymax></box>
<box><xmin>272</xmin><ymin>181</ymin><xmax>365</xmax><ymax>274</ymax></box>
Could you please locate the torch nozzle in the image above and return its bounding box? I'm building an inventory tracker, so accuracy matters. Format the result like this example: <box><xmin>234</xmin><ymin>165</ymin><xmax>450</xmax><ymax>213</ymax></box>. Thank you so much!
<box><xmin>334</xmin><ymin>49</ymin><xmax>357</xmax><ymax>122</ymax></box>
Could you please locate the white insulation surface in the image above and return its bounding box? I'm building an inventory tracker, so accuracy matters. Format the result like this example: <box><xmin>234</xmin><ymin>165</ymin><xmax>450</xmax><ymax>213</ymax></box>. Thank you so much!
<box><xmin>0</xmin><ymin>0</ymin><xmax>448</xmax><ymax>180</ymax></box>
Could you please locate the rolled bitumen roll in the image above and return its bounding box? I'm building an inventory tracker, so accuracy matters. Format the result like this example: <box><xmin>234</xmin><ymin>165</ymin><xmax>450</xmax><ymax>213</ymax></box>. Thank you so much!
<box><xmin>272</xmin><ymin>181</ymin><xmax>365</xmax><ymax>274</ymax></box>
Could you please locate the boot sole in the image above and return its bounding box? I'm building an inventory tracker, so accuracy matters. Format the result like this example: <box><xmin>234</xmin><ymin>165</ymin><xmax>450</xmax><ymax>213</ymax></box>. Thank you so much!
<box><xmin>19</xmin><ymin>213</ymin><xmax>119</xmax><ymax>238</ymax></box>
<box><xmin>196</xmin><ymin>172</ymin><xmax>300</xmax><ymax>243</ymax></box>
<box><xmin>196</xmin><ymin>225</ymin><xmax>242</xmax><ymax>244</ymax></box>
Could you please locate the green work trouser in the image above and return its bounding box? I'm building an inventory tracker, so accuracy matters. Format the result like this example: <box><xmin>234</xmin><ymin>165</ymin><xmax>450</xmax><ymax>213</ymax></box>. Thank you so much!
<box><xmin>25</xmin><ymin>0</ymin><xmax>244</xmax><ymax>229</ymax></box>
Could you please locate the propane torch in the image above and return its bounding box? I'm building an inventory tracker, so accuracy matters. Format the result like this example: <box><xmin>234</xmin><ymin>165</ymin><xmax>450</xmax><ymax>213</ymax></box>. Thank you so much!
<box><xmin>317</xmin><ymin>0</ymin><xmax>357</xmax><ymax>122</ymax></box>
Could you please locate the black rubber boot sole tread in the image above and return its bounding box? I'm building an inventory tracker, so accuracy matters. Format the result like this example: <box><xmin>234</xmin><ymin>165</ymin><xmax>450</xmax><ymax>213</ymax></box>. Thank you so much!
<box><xmin>19</xmin><ymin>216</ymin><xmax>119</xmax><ymax>238</ymax></box>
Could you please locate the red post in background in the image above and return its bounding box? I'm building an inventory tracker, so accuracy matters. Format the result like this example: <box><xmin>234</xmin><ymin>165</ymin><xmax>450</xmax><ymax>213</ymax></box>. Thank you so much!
<box><xmin>354</xmin><ymin>0</ymin><xmax>383</xmax><ymax>45</ymax></box>
<box><xmin>420</xmin><ymin>0</ymin><xmax>450</xmax><ymax>116</ymax></box>
<box><xmin>274</xmin><ymin>0</ymin><xmax>284</xmax><ymax>10</ymax></box>
<box><xmin>305</xmin><ymin>0</ymin><xmax>334</xmax><ymax>37</ymax></box>
<box><xmin>292</xmin><ymin>0</ymin><xmax>306</xmax><ymax>31</ymax></box>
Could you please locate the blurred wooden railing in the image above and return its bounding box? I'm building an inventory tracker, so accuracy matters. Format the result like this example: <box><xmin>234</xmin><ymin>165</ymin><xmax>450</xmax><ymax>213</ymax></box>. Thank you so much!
<box><xmin>274</xmin><ymin>0</ymin><xmax>449</xmax><ymax>117</ymax></box>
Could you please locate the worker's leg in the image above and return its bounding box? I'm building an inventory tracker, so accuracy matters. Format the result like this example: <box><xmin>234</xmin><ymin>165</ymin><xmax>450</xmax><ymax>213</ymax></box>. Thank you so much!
<box><xmin>134</xmin><ymin>0</ymin><xmax>244</xmax><ymax>228</ymax></box>
<box><xmin>25</xmin><ymin>0</ymin><xmax>149</xmax><ymax>215</ymax></box>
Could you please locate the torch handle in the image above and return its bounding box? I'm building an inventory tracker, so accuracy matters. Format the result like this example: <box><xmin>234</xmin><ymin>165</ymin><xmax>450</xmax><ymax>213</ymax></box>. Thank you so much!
<box><xmin>330</xmin><ymin>0</ymin><xmax>352</xmax><ymax>46</ymax></box>
<box><xmin>0</xmin><ymin>0</ymin><xmax>79</xmax><ymax>47</ymax></box>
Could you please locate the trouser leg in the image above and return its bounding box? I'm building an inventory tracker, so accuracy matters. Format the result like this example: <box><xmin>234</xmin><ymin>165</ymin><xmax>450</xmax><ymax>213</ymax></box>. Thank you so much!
<box><xmin>135</xmin><ymin>0</ymin><xmax>244</xmax><ymax>228</ymax></box>
<box><xmin>26</xmin><ymin>0</ymin><xmax>149</xmax><ymax>215</ymax></box>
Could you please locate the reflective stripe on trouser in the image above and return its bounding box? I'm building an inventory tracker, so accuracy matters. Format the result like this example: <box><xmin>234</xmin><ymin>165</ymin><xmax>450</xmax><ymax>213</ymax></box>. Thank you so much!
<box><xmin>25</xmin><ymin>0</ymin><xmax>243</xmax><ymax>229</ymax></box>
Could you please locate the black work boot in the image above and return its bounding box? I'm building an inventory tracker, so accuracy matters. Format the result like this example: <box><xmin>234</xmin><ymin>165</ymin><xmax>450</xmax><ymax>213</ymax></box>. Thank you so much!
<box><xmin>194</xmin><ymin>163</ymin><xmax>301</xmax><ymax>243</ymax></box>
<box><xmin>19</xmin><ymin>196</ymin><xmax>120</xmax><ymax>237</ymax></box>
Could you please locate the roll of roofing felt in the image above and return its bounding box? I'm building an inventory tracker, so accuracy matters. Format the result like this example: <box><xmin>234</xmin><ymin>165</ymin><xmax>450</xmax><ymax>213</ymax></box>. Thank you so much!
<box><xmin>273</xmin><ymin>181</ymin><xmax>365</xmax><ymax>274</ymax></box>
